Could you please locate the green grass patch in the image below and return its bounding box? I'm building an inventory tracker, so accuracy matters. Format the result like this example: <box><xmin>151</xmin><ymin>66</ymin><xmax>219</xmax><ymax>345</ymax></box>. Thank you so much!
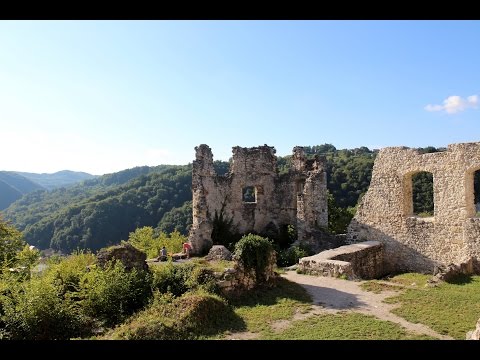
<box><xmin>386</xmin><ymin>275</ymin><xmax>480</xmax><ymax>339</ymax></box>
<box><xmin>261</xmin><ymin>312</ymin><xmax>434</xmax><ymax>340</ymax></box>
<box><xmin>104</xmin><ymin>290</ymin><xmax>245</xmax><ymax>340</ymax></box>
<box><xmin>191</xmin><ymin>258</ymin><xmax>235</xmax><ymax>273</ymax></box>
<box><xmin>360</xmin><ymin>281</ymin><xmax>400</xmax><ymax>294</ymax></box>
<box><xmin>387</xmin><ymin>273</ymin><xmax>431</xmax><ymax>288</ymax></box>
<box><xmin>227</xmin><ymin>277</ymin><xmax>312</xmax><ymax>335</ymax></box>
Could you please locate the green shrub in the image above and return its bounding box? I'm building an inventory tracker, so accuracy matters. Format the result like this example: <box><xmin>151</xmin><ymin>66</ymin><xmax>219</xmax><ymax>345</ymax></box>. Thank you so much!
<box><xmin>234</xmin><ymin>234</ymin><xmax>274</xmax><ymax>282</ymax></box>
<box><xmin>1</xmin><ymin>276</ymin><xmax>91</xmax><ymax>340</ymax></box>
<box><xmin>107</xmin><ymin>290</ymin><xmax>242</xmax><ymax>340</ymax></box>
<box><xmin>79</xmin><ymin>261</ymin><xmax>152</xmax><ymax>327</ymax></box>
<box><xmin>151</xmin><ymin>262</ymin><xmax>218</xmax><ymax>296</ymax></box>
<box><xmin>44</xmin><ymin>251</ymin><xmax>96</xmax><ymax>298</ymax></box>
<box><xmin>128</xmin><ymin>227</ymin><xmax>186</xmax><ymax>258</ymax></box>
<box><xmin>277</xmin><ymin>246</ymin><xmax>309</xmax><ymax>267</ymax></box>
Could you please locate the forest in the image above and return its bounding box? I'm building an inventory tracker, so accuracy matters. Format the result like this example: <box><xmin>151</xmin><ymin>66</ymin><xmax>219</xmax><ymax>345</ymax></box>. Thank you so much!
<box><xmin>2</xmin><ymin>144</ymin><xmax>479</xmax><ymax>254</ymax></box>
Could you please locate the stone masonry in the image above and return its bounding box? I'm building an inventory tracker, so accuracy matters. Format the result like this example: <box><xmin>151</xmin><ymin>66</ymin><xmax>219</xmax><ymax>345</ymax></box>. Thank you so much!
<box><xmin>188</xmin><ymin>144</ymin><xmax>328</xmax><ymax>255</ymax></box>
<box><xmin>347</xmin><ymin>142</ymin><xmax>480</xmax><ymax>274</ymax></box>
<box><xmin>297</xmin><ymin>241</ymin><xmax>383</xmax><ymax>280</ymax></box>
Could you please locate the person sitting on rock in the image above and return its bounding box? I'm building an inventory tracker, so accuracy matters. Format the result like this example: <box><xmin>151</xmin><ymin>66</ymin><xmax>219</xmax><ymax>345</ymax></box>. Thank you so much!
<box><xmin>158</xmin><ymin>246</ymin><xmax>168</xmax><ymax>262</ymax></box>
<box><xmin>182</xmin><ymin>242</ymin><xmax>192</xmax><ymax>259</ymax></box>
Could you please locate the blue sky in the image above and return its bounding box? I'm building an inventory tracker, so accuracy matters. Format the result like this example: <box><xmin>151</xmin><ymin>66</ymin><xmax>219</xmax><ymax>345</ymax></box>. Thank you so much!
<box><xmin>1</xmin><ymin>20</ymin><xmax>479</xmax><ymax>175</ymax></box>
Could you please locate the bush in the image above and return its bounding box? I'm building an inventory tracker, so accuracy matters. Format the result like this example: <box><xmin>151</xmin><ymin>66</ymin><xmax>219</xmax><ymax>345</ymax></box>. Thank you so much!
<box><xmin>44</xmin><ymin>251</ymin><xmax>96</xmax><ymax>298</ymax></box>
<box><xmin>234</xmin><ymin>234</ymin><xmax>274</xmax><ymax>282</ymax></box>
<box><xmin>128</xmin><ymin>227</ymin><xmax>186</xmax><ymax>258</ymax></box>
<box><xmin>79</xmin><ymin>261</ymin><xmax>152</xmax><ymax>327</ymax></box>
<box><xmin>1</xmin><ymin>276</ymin><xmax>91</xmax><ymax>340</ymax></box>
<box><xmin>151</xmin><ymin>262</ymin><xmax>218</xmax><ymax>297</ymax></box>
<box><xmin>106</xmin><ymin>290</ymin><xmax>242</xmax><ymax>340</ymax></box>
<box><xmin>277</xmin><ymin>246</ymin><xmax>309</xmax><ymax>267</ymax></box>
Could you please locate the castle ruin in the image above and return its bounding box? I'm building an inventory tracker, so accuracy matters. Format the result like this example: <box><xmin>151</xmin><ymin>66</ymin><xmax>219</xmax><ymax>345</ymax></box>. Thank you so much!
<box><xmin>188</xmin><ymin>144</ymin><xmax>328</xmax><ymax>255</ymax></box>
<box><xmin>347</xmin><ymin>142</ymin><xmax>480</xmax><ymax>274</ymax></box>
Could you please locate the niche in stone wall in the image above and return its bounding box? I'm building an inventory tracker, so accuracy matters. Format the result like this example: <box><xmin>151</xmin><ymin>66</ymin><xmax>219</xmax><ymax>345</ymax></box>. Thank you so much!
<box><xmin>242</xmin><ymin>186</ymin><xmax>256</xmax><ymax>203</ymax></box>
<box><xmin>412</xmin><ymin>171</ymin><xmax>434</xmax><ymax>217</ymax></box>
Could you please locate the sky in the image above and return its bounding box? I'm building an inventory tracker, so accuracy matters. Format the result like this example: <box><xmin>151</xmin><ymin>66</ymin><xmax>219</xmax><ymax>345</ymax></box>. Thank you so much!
<box><xmin>0</xmin><ymin>20</ymin><xmax>479</xmax><ymax>175</ymax></box>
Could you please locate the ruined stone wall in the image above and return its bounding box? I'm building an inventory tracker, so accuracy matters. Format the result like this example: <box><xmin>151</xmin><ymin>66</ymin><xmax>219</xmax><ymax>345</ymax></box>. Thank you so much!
<box><xmin>188</xmin><ymin>144</ymin><xmax>328</xmax><ymax>255</ymax></box>
<box><xmin>297</xmin><ymin>241</ymin><xmax>383</xmax><ymax>279</ymax></box>
<box><xmin>347</xmin><ymin>142</ymin><xmax>480</xmax><ymax>274</ymax></box>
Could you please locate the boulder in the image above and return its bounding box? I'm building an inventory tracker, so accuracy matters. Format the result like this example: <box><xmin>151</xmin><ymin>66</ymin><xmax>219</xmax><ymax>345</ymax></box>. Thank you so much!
<box><xmin>96</xmin><ymin>242</ymin><xmax>148</xmax><ymax>271</ymax></box>
<box><xmin>205</xmin><ymin>245</ymin><xmax>232</xmax><ymax>261</ymax></box>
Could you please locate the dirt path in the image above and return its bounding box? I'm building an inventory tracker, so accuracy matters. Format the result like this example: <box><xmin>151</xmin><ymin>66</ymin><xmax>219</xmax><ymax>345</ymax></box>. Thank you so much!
<box><xmin>281</xmin><ymin>271</ymin><xmax>453</xmax><ymax>340</ymax></box>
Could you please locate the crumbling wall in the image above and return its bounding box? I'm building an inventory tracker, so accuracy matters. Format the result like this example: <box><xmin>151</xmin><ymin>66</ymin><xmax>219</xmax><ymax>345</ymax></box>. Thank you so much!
<box><xmin>347</xmin><ymin>142</ymin><xmax>480</xmax><ymax>274</ymax></box>
<box><xmin>297</xmin><ymin>241</ymin><xmax>383</xmax><ymax>279</ymax></box>
<box><xmin>188</xmin><ymin>144</ymin><xmax>328</xmax><ymax>255</ymax></box>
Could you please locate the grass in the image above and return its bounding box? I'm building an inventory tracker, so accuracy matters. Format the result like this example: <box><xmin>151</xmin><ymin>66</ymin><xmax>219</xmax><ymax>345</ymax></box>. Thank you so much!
<box><xmin>385</xmin><ymin>274</ymin><xmax>480</xmax><ymax>339</ymax></box>
<box><xmin>261</xmin><ymin>312</ymin><xmax>434</xmax><ymax>340</ymax></box>
<box><xmin>360</xmin><ymin>281</ymin><xmax>400</xmax><ymax>294</ymax></box>
<box><xmin>191</xmin><ymin>258</ymin><xmax>235</xmax><ymax>273</ymax></box>
<box><xmin>224</xmin><ymin>277</ymin><xmax>312</xmax><ymax>336</ymax></box>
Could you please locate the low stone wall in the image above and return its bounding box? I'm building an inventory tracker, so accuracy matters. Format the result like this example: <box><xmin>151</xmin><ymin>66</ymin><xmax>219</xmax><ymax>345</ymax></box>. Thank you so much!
<box><xmin>297</xmin><ymin>241</ymin><xmax>383</xmax><ymax>279</ymax></box>
<box><xmin>213</xmin><ymin>251</ymin><xmax>277</xmax><ymax>294</ymax></box>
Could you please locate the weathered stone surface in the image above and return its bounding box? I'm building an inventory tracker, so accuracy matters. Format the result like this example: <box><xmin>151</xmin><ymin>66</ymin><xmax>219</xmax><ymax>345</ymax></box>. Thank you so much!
<box><xmin>205</xmin><ymin>245</ymin><xmax>232</xmax><ymax>261</ymax></box>
<box><xmin>467</xmin><ymin>318</ymin><xmax>480</xmax><ymax>340</ymax></box>
<box><xmin>217</xmin><ymin>249</ymin><xmax>277</xmax><ymax>295</ymax></box>
<box><xmin>297</xmin><ymin>241</ymin><xmax>383</xmax><ymax>279</ymax></box>
<box><xmin>96</xmin><ymin>242</ymin><xmax>148</xmax><ymax>271</ymax></box>
<box><xmin>429</xmin><ymin>258</ymin><xmax>475</xmax><ymax>284</ymax></box>
<box><xmin>188</xmin><ymin>144</ymin><xmax>328</xmax><ymax>255</ymax></box>
<box><xmin>347</xmin><ymin>143</ymin><xmax>480</xmax><ymax>274</ymax></box>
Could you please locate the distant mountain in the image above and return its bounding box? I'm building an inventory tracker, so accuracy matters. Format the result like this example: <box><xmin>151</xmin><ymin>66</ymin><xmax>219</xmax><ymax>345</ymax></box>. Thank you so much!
<box><xmin>0</xmin><ymin>172</ymin><xmax>45</xmax><ymax>210</ymax></box>
<box><xmin>15</xmin><ymin>170</ymin><xmax>97</xmax><ymax>191</ymax></box>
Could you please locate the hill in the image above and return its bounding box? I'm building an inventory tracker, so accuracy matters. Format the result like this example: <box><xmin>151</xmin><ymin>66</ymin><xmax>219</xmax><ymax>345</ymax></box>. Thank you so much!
<box><xmin>16</xmin><ymin>170</ymin><xmax>97</xmax><ymax>190</ymax></box>
<box><xmin>0</xmin><ymin>171</ymin><xmax>45</xmax><ymax>210</ymax></box>
<box><xmin>3</xmin><ymin>165</ymin><xmax>191</xmax><ymax>252</ymax></box>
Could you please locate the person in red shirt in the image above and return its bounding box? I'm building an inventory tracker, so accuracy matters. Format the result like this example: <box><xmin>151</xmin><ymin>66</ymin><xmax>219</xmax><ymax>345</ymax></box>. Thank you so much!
<box><xmin>182</xmin><ymin>242</ymin><xmax>192</xmax><ymax>259</ymax></box>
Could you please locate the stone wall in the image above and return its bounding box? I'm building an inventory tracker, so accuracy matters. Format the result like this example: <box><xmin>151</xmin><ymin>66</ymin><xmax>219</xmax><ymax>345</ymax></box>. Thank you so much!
<box><xmin>214</xmin><ymin>251</ymin><xmax>277</xmax><ymax>295</ymax></box>
<box><xmin>297</xmin><ymin>241</ymin><xmax>383</xmax><ymax>279</ymax></box>
<box><xmin>188</xmin><ymin>144</ymin><xmax>328</xmax><ymax>255</ymax></box>
<box><xmin>347</xmin><ymin>142</ymin><xmax>480</xmax><ymax>274</ymax></box>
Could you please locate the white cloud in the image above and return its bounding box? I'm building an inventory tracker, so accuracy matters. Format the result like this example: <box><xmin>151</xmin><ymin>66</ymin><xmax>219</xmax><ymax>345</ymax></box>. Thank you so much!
<box><xmin>425</xmin><ymin>95</ymin><xmax>479</xmax><ymax>114</ymax></box>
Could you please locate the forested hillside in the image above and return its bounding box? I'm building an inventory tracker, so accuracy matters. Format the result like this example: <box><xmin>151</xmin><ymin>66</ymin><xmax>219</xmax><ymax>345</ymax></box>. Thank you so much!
<box><xmin>3</xmin><ymin>144</ymin><xmax>463</xmax><ymax>254</ymax></box>
<box><xmin>3</xmin><ymin>165</ymin><xmax>189</xmax><ymax>252</ymax></box>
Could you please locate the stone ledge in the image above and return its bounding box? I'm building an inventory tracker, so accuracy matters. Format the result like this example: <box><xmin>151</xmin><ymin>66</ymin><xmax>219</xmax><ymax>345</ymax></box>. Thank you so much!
<box><xmin>298</xmin><ymin>241</ymin><xmax>383</xmax><ymax>279</ymax></box>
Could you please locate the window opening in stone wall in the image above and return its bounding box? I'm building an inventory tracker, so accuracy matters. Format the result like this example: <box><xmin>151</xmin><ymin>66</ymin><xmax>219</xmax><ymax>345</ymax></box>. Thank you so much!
<box><xmin>242</xmin><ymin>186</ymin><xmax>256</xmax><ymax>203</ymax></box>
<box><xmin>296</xmin><ymin>180</ymin><xmax>305</xmax><ymax>195</ymax></box>
<box><xmin>412</xmin><ymin>171</ymin><xmax>434</xmax><ymax>217</ymax></box>
<box><xmin>475</xmin><ymin>170</ymin><xmax>480</xmax><ymax>217</ymax></box>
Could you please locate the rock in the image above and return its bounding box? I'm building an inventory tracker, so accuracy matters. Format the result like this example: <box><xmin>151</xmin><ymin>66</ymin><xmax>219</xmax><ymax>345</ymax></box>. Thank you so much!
<box><xmin>205</xmin><ymin>245</ymin><xmax>233</xmax><ymax>261</ymax></box>
<box><xmin>96</xmin><ymin>242</ymin><xmax>148</xmax><ymax>271</ymax></box>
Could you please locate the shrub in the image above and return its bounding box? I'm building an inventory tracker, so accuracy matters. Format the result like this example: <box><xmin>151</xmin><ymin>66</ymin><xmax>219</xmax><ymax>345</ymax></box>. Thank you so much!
<box><xmin>277</xmin><ymin>246</ymin><xmax>309</xmax><ymax>267</ymax></box>
<box><xmin>151</xmin><ymin>262</ymin><xmax>218</xmax><ymax>297</ymax></box>
<box><xmin>234</xmin><ymin>234</ymin><xmax>274</xmax><ymax>282</ymax></box>
<box><xmin>128</xmin><ymin>227</ymin><xmax>186</xmax><ymax>258</ymax></box>
<box><xmin>79</xmin><ymin>261</ymin><xmax>152</xmax><ymax>327</ymax></box>
<box><xmin>106</xmin><ymin>290</ymin><xmax>242</xmax><ymax>340</ymax></box>
<box><xmin>1</xmin><ymin>276</ymin><xmax>91</xmax><ymax>340</ymax></box>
